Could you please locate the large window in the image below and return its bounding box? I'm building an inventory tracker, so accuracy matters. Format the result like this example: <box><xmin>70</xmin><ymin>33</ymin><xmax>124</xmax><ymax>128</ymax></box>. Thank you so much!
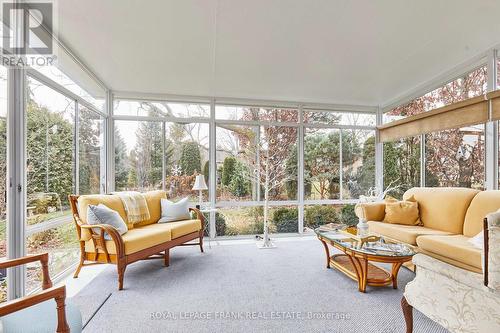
<box><xmin>304</xmin><ymin>128</ymin><xmax>341</xmax><ymax>200</ymax></box>
<box><xmin>79</xmin><ymin>107</ymin><xmax>105</xmax><ymax>194</ymax></box>
<box><xmin>25</xmin><ymin>77</ymin><xmax>78</xmax><ymax>292</ymax></box>
<box><xmin>342</xmin><ymin>129</ymin><xmax>376</xmax><ymax>199</ymax></box>
<box><xmin>385</xmin><ymin>66</ymin><xmax>487</xmax><ymax>123</ymax></box>
<box><xmin>115</xmin><ymin>100</ymin><xmax>210</xmax><ymax>119</ymax></box>
<box><xmin>33</xmin><ymin>65</ymin><xmax>105</xmax><ymax>111</ymax></box>
<box><xmin>112</xmin><ymin>101</ymin><xmax>375</xmax><ymax>236</ymax></box>
<box><xmin>165</xmin><ymin>122</ymin><xmax>209</xmax><ymax>202</ymax></box>
<box><xmin>114</xmin><ymin>100</ymin><xmax>210</xmax><ymax>200</ymax></box>
<box><xmin>0</xmin><ymin>66</ymin><xmax>7</xmax><ymax>302</ymax></box>
<box><xmin>216</xmin><ymin>124</ymin><xmax>259</xmax><ymax>202</ymax></box>
<box><xmin>26</xmin><ymin>77</ymin><xmax>75</xmax><ymax>225</ymax></box>
<box><xmin>383</xmin><ymin>65</ymin><xmax>488</xmax><ymax>194</ymax></box>
<box><xmin>383</xmin><ymin>137</ymin><xmax>421</xmax><ymax>198</ymax></box>
<box><xmin>425</xmin><ymin>126</ymin><xmax>485</xmax><ymax>189</ymax></box>
<box><xmin>114</xmin><ymin>120</ymin><xmax>163</xmax><ymax>192</ymax></box>
<box><xmin>214</xmin><ymin>106</ymin><xmax>300</xmax><ymax>235</ymax></box>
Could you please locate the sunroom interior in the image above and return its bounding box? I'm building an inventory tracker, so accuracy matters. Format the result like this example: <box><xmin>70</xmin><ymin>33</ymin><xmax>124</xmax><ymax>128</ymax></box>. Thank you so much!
<box><xmin>1</xmin><ymin>1</ymin><xmax>500</xmax><ymax>333</ymax></box>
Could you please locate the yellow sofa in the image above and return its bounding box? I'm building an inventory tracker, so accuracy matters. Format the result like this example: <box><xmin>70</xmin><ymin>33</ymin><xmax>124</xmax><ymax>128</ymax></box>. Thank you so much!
<box><xmin>356</xmin><ymin>187</ymin><xmax>500</xmax><ymax>333</ymax></box>
<box><xmin>69</xmin><ymin>190</ymin><xmax>204</xmax><ymax>290</ymax></box>
<box><xmin>355</xmin><ymin>187</ymin><xmax>491</xmax><ymax>273</ymax></box>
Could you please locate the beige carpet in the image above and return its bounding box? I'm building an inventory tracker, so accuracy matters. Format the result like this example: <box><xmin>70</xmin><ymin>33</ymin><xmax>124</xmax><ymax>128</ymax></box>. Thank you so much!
<box><xmin>71</xmin><ymin>238</ymin><xmax>448</xmax><ymax>333</ymax></box>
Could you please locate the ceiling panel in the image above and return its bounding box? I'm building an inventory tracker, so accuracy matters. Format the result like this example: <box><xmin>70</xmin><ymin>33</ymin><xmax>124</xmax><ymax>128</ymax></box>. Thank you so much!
<box><xmin>56</xmin><ymin>0</ymin><xmax>500</xmax><ymax>106</ymax></box>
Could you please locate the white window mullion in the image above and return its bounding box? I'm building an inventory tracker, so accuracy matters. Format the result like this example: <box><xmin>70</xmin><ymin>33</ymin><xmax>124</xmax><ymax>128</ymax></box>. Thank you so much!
<box><xmin>375</xmin><ymin>107</ymin><xmax>384</xmax><ymax>191</ymax></box>
<box><xmin>485</xmin><ymin>49</ymin><xmax>498</xmax><ymax>190</ymax></box>
<box><xmin>161</xmin><ymin>121</ymin><xmax>166</xmax><ymax>191</ymax></box>
<box><xmin>75</xmin><ymin>101</ymin><xmax>80</xmax><ymax>194</ymax></box>
<box><xmin>209</xmin><ymin>98</ymin><xmax>216</xmax><ymax>238</ymax></box>
<box><xmin>297</xmin><ymin>106</ymin><xmax>304</xmax><ymax>233</ymax></box>
<box><xmin>7</xmin><ymin>67</ymin><xmax>26</xmax><ymax>299</ymax></box>
<box><xmin>339</xmin><ymin>130</ymin><xmax>343</xmax><ymax>200</ymax></box>
<box><xmin>420</xmin><ymin>134</ymin><xmax>426</xmax><ymax>187</ymax></box>
<box><xmin>105</xmin><ymin>90</ymin><xmax>115</xmax><ymax>192</ymax></box>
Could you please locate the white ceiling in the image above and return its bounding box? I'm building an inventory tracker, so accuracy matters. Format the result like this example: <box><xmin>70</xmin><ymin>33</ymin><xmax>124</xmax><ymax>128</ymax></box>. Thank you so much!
<box><xmin>56</xmin><ymin>0</ymin><xmax>500</xmax><ymax>107</ymax></box>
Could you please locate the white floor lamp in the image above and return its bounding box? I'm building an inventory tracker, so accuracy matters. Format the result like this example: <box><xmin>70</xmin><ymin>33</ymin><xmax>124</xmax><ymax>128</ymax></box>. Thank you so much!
<box><xmin>192</xmin><ymin>175</ymin><xmax>208</xmax><ymax>209</ymax></box>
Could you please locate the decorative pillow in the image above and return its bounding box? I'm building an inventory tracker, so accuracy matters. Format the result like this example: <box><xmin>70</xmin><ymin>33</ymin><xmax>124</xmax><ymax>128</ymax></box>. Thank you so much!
<box><xmin>87</xmin><ymin>204</ymin><xmax>128</xmax><ymax>240</ymax></box>
<box><xmin>383</xmin><ymin>195</ymin><xmax>421</xmax><ymax>225</ymax></box>
<box><xmin>468</xmin><ymin>231</ymin><xmax>484</xmax><ymax>249</ymax></box>
<box><xmin>158</xmin><ymin>197</ymin><xmax>191</xmax><ymax>223</ymax></box>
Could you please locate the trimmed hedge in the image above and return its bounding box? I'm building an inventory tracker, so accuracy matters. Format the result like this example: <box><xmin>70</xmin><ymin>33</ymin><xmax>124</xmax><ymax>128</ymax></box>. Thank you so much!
<box><xmin>304</xmin><ymin>206</ymin><xmax>339</xmax><ymax>229</ymax></box>
<box><xmin>272</xmin><ymin>207</ymin><xmax>298</xmax><ymax>233</ymax></box>
<box><xmin>203</xmin><ymin>212</ymin><xmax>227</xmax><ymax>236</ymax></box>
<box><xmin>340</xmin><ymin>204</ymin><xmax>357</xmax><ymax>226</ymax></box>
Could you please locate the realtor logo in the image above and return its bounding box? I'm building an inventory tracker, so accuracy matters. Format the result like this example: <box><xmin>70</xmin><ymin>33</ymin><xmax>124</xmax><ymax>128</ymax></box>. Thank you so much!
<box><xmin>2</xmin><ymin>1</ymin><xmax>53</xmax><ymax>55</ymax></box>
<box><xmin>0</xmin><ymin>1</ymin><xmax>56</xmax><ymax>67</ymax></box>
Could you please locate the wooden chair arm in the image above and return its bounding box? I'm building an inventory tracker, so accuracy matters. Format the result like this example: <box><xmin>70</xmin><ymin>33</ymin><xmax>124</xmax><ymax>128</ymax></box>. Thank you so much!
<box><xmin>189</xmin><ymin>207</ymin><xmax>206</xmax><ymax>224</ymax></box>
<box><xmin>0</xmin><ymin>253</ymin><xmax>52</xmax><ymax>289</ymax></box>
<box><xmin>0</xmin><ymin>285</ymin><xmax>70</xmax><ymax>333</ymax></box>
<box><xmin>80</xmin><ymin>224</ymin><xmax>125</xmax><ymax>258</ymax></box>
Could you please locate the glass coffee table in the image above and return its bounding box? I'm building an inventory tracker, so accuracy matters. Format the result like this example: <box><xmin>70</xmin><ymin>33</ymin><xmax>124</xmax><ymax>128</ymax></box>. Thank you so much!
<box><xmin>315</xmin><ymin>227</ymin><xmax>416</xmax><ymax>293</ymax></box>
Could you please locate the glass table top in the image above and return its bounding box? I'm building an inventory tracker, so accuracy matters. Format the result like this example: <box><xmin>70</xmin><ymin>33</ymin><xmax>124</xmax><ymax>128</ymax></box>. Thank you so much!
<box><xmin>315</xmin><ymin>227</ymin><xmax>416</xmax><ymax>258</ymax></box>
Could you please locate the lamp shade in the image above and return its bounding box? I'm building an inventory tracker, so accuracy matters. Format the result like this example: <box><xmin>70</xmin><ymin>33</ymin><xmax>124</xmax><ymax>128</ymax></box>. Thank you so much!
<box><xmin>192</xmin><ymin>175</ymin><xmax>208</xmax><ymax>191</ymax></box>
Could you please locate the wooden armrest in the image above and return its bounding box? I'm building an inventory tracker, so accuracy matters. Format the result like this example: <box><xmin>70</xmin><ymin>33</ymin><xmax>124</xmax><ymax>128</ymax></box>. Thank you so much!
<box><xmin>189</xmin><ymin>207</ymin><xmax>206</xmax><ymax>223</ymax></box>
<box><xmin>0</xmin><ymin>285</ymin><xmax>70</xmax><ymax>333</ymax></box>
<box><xmin>0</xmin><ymin>253</ymin><xmax>52</xmax><ymax>290</ymax></box>
<box><xmin>80</xmin><ymin>224</ymin><xmax>125</xmax><ymax>257</ymax></box>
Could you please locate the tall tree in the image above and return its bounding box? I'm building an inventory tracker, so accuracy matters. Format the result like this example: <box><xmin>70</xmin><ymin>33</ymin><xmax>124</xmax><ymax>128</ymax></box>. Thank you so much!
<box><xmin>78</xmin><ymin>110</ymin><xmax>102</xmax><ymax>194</ymax></box>
<box><xmin>26</xmin><ymin>100</ymin><xmax>74</xmax><ymax>208</ymax></box>
<box><xmin>179</xmin><ymin>142</ymin><xmax>201</xmax><ymax>176</ymax></box>
<box><xmin>114</xmin><ymin>129</ymin><xmax>129</xmax><ymax>190</ymax></box>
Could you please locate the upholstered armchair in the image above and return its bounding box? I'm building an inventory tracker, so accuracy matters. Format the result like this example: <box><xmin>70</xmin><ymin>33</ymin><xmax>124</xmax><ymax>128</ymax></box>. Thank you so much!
<box><xmin>402</xmin><ymin>217</ymin><xmax>500</xmax><ymax>333</ymax></box>
<box><xmin>0</xmin><ymin>253</ymin><xmax>82</xmax><ymax>333</ymax></box>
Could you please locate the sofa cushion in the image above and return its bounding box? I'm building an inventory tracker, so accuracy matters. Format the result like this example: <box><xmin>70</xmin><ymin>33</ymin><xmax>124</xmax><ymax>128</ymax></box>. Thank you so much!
<box><xmin>368</xmin><ymin>221</ymin><xmax>453</xmax><ymax>245</ymax></box>
<box><xmin>159</xmin><ymin>197</ymin><xmax>191</xmax><ymax>223</ymax></box>
<box><xmin>134</xmin><ymin>190</ymin><xmax>167</xmax><ymax>227</ymax></box>
<box><xmin>403</xmin><ymin>187</ymin><xmax>479</xmax><ymax>234</ymax></box>
<box><xmin>78</xmin><ymin>195</ymin><xmax>128</xmax><ymax>241</ymax></box>
<box><xmin>87</xmin><ymin>204</ymin><xmax>128</xmax><ymax>240</ymax></box>
<box><xmin>463</xmin><ymin>190</ymin><xmax>500</xmax><ymax>237</ymax></box>
<box><xmin>85</xmin><ymin>224</ymin><xmax>172</xmax><ymax>255</ymax></box>
<box><xmin>383</xmin><ymin>195</ymin><xmax>421</xmax><ymax>225</ymax></box>
<box><xmin>416</xmin><ymin>234</ymin><xmax>482</xmax><ymax>272</ymax></box>
<box><xmin>141</xmin><ymin>219</ymin><xmax>202</xmax><ymax>239</ymax></box>
<box><xmin>355</xmin><ymin>202</ymin><xmax>386</xmax><ymax>221</ymax></box>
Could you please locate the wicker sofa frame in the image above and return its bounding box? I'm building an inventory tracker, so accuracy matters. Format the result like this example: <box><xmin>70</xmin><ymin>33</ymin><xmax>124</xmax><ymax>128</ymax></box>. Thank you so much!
<box><xmin>69</xmin><ymin>195</ymin><xmax>205</xmax><ymax>290</ymax></box>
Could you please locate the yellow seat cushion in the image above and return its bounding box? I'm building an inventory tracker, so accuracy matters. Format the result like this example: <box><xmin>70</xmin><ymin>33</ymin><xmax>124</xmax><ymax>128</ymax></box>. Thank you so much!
<box><xmin>416</xmin><ymin>234</ymin><xmax>482</xmax><ymax>272</ymax></box>
<box><xmin>403</xmin><ymin>187</ymin><xmax>479</xmax><ymax>234</ymax></box>
<box><xmin>141</xmin><ymin>220</ymin><xmax>202</xmax><ymax>239</ymax></box>
<box><xmin>134</xmin><ymin>190</ymin><xmax>167</xmax><ymax>227</ymax></box>
<box><xmin>85</xmin><ymin>225</ymin><xmax>172</xmax><ymax>255</ymax></box>
<box><xmin>463</xmin><ymin>190</ymin><xmax>500</xmax><ymax>237</ymax></box>
<box><xmin>367</xmin><ymin>221</ymin><xmax>453</xmax><ymax>245</ymax></box>
<box><xmin>383</xmin><ymin>195</ymin><xmax>421</xmax><ymax>225</ymax></box>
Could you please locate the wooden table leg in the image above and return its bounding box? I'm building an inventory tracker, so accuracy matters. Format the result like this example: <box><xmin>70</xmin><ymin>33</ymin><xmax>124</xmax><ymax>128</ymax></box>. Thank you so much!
<box><xmin>319</xmin><ymin>238</ymin><xmax>330</xmax><ymax>268</ymax></box>
<box><xmin>354</xmin><ymin>257</ymin><xmax>368</xmax><ymax>293</ymax></box>
<box><xmin>391</xmin><ymin>262</ymin><xmax>403</xmax><ymax>289</ymax></box>
<box><xmin>361</xmin><ymin>258</ymin><xmax>368</xmax><ymax>292</ymax></box>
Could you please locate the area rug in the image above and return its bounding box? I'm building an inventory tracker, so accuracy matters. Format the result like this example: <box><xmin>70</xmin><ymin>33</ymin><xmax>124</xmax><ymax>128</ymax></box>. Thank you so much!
<box><xmin>72</xmin><ymin>238</ymin><xmax>448</xmax><ymax>333</ymax></box>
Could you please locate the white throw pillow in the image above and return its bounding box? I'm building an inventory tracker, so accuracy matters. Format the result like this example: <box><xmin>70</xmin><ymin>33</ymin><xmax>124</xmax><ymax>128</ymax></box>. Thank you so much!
<box><xmin>468</xmin><ymin>231</ymin><xmax>484</xmax><ymax>249</ymax></box>
<box><xmin>87</xmin><ymin>204</ymin><xmax>128</xmax><ymax>240</ymax></box>
<box><xmin>158</xmin><ymin>197</ymin><xmax>191</xmax><ymax>223</ymax></box>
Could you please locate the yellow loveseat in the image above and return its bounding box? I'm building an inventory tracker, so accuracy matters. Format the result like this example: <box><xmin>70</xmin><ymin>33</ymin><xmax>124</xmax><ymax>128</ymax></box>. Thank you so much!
<box><xmin>354</xmin><ymin>187</ymin><xmax>500</xmax><ymax>273</ymax></box>
<box><xmin>69</xmin><ymin>190</ymin><xmax>204</xmax><ymax>290</ymax></box>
